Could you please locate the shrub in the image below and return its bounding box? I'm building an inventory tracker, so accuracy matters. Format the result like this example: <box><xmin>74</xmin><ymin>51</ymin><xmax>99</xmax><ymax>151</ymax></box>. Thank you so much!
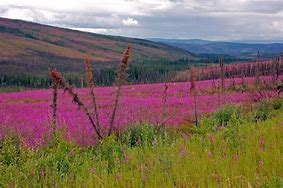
<box><xmin>191</xmin><ymin>105</ymin><xmax>243</xmax><ymax>135</ymax></box>
<box><xmin>272</xmin><ymin>97</ymin><xmax>282</xmax><ymax>110</ymax></box>
<box><xmin>222</xmin><ymin>112</ymin><xmax>243</xmax><ymax>150</ymax></box>
<box><xmin>37</xmin><ymin>130</ymin><xmax>77</xmax><ymax>177</ymax></box>
<box><xmin>0</xmin><ymin>134</ymin><xmax>22</xmax><ymax>166</ymax></box>
<box><xmin>249</xmin><ymin>100</ymin><xmax>273</xmax><ymax>122</ymax></box>
<box><xmin>119</xmin><ymin>124</ymin><xmax>169</xmax><ymax>147</ymax></box>
<box><xmin>191</xmin><ymin>117</ymin><xmax>215</xmax><ymax>135</ymax></box>
<box><xmin>211</xmin><ymin>105</ymin><xmax>242</xmax><ymax>128</ymax></box>
<box><xmin>213</xmin><ymin>105</ymin><xmax>242</xmax><ymax>127</ymax></box>
<box><xmin>95</xmin><ymin>135</ymin><xmax>123</xmax><ymax>172</ymax></box>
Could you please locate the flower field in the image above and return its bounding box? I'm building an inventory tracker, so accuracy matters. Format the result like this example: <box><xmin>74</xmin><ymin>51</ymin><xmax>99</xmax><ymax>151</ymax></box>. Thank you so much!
<box><xmin>0</xmin><ymin>75</ymin><xmax>281</xmax><ymax>146</ymax></box>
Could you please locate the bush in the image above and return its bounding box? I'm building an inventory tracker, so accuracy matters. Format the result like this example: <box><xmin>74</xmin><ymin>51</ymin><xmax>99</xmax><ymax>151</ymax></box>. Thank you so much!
<box><xmin>95</xmin><ymin>135</ymin><xmax>123</xmax><ymax>172</ymax></box>
<box><xmin>213</xmin><ymin>105</ymin><xmax>242</xmax><ymax>127</ymax></box>
<box><xmin>272</xmin><ymin>97</ymin><xmax>282</xmax><ymax>110</ymax></box>
<box><xmin>191</xmin><ymin>105</ymin><xmax>243</xmax><ymax>135</ymax></box>
<box><xmin>250</xmin><ymin>100</ymin><xmax>273</xmax><ymax>122</ymax></box>
<box><xmin>0</xmin><ymin>134</ymin><xmax>21</xmax><ymax>166</ymax></box>
<box><xmin>222</xmin><ymin>112</ymin><xmax>243</xmax><ymax>150</ymax></box>
<box><xmin>119</xmin><ymin>124</ymin><xmax>169</xmax><ymax>147</ymax></box>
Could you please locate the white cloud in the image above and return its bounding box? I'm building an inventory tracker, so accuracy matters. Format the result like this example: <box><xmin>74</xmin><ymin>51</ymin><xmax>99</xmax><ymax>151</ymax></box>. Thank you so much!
<box><xmin>0</xmin><ymin>0</ymin><xmax>282</xmax><ymax>40</ymax></box>
<box><xmin>0</xmin><ymin>8</ymin><xmax>35</xmax><ymax>21</ymax></box>
<box><xmin>71</xmin><ymin>27</ymin><xmax>122</xmax><ymax>35</ymax></box>
<box><xmin>272</xmin><ymin>21</ymin><xmax>283</xmax><ymax>32</ymax></box>
<box><xmin>122</xmin><ymin>18</ymin><xmax>138</xmax><ymax>26</ymax></box>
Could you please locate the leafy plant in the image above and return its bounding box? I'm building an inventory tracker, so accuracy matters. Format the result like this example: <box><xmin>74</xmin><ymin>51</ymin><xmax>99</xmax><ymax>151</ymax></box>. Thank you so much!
<box><xmin>0</xmin><ymin>134</ymin><xmax>21</xmax><ymax>166</ymax></box>
<box><xmin>95</xmin><ymin>135</ymin><xmax>123</xmax><ymax>172</ymax></box>
<box><xmin>222</xmin><ymin>112</ymin><xmax>243</xmax><ymax>150</ymax></box>
<box><xmin>272</xmin><ymin>97</ymin><xmax>282</xmax><ymax>110</ymax></box>
<box><xmin>191</xmin><ymin>105</ymin><xmax>243</xmax><ymax>135</ymax></box>
<box><xmin>119</xmin><ymin>124</ymin><xmax>169</xmax><ymax>147</ymax></box>
<box><xmin>249</xmin><ymin>100</ymin><xmax>273</xmax><ymax>122</ymax></box>
<box><xmin>212</xmin><ymin>104</ymin><xmax>242</xmax><ymax>128</ymax></box>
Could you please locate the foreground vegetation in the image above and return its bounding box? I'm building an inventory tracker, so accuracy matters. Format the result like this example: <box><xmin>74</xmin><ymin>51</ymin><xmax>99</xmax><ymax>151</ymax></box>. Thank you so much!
<box><xmin>1</xmin><ymin>99</ymin><xmax>282</xmax><ymax>187</ymax></box>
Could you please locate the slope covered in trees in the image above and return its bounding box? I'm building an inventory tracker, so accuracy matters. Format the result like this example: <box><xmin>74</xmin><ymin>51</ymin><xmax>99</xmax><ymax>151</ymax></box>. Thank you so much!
<box><xmin>0</xmin><ymin>18</ymin><xmax>195</xmax><ymax>88</ymax></box>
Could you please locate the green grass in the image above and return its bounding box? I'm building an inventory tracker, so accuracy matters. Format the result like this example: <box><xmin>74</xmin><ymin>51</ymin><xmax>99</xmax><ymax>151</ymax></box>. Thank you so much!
<box><xmin>0</xmin><ymin>103</ymin><xmax>283</xmax><ymax>187</ymax></box>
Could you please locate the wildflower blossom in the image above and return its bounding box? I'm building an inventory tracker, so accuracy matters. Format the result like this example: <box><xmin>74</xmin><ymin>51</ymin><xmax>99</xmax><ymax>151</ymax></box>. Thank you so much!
<box><xmin>179</xmin><ymin>144</ymin><xmax>187</xmax><ymax>157</ymax></box>
<box><xmin>208</xmin><ymin>151</ymin><xmax>213</xmax><ymax>158</ymax></box>
<box><xmin>259</xmin><ymin>136</ymin><xmax>265</xmax><ymax>151</ymax></box>
<box><xmin>181</xmin><ymin>133</ymin><xmax>188</xmax><ymax>141</ymax></box>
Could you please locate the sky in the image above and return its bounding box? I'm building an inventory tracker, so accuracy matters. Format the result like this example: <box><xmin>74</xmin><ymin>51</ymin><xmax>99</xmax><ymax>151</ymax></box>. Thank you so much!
<box><xmin>0</xmin><ymin>0</ymin><xmax>282</xmax><ymax>41</ymax></box>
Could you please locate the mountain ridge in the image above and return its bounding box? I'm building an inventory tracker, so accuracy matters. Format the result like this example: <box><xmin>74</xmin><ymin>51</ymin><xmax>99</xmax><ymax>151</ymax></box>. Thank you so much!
<box><xmin>0</xmin><ymin>17</ymin><xmax>194</xmax><ymax>76</ymax></box>
<box><xmin>148</xmin><ymin>38</ymin><xmax>283</xmax><ymax>57</ymax></box>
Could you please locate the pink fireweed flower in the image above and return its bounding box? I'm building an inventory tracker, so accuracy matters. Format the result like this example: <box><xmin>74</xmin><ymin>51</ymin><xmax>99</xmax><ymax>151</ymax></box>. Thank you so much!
<box><xmin>259</xmin><ymin>136</ymin><xmax>265</xmax><ymax>151</ymax></box>
<box><xmin>208</xmin><ymin>151</ymin><xmax>213</xmax><ymax>158</ymax></box>
<box><xmin>179</xmin><ymin>144</ymin><xmax>187</xmax><ymax>157</ymax></box>
<box><xmin>233</xmin><ymin>154</ymin><xmax>239</xmax><ymax>160</ymax></box>
<box><xmin>92</xmin><ymin>167</ymin><xmax>97</xmax><ymax>174</ymax></box>
<box><xmin>208</xmin><ymin>134</ymin><xmax>214</xmax><ymax>143</ymax></box>
<box><xmin>181</xmin><ymin>133</ymin><xmax>188</xmax><ymax>141</ymax></box>
<box><xmin>123</xmin><ymin>152</ymin><xmax>129</xmax><ymax>164</ymax></box>
<box><xmin>116</xmin><ymin>174</ymin><xmax>121</xmax><ymax>182</ymax></box>
<box><xmin>223</xmin><ymin>152</ymin><xmax>227</xmax><ymax>159</ymax></box>
<box><xmin>40</xmin><ymin>169</ymin><xmax>46</xmax><ymax>178</ymax></box>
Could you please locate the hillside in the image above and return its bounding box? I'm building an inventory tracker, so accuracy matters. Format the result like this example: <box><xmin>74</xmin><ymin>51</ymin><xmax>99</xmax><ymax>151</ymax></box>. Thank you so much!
<box><xmin>149</xmin><ymin>38</ymin><xmax>283</xmax><ymax>58</ymax></box>
<box><xmin>0</xmin><ymin>18</ymin><xmax>194</xmax><ymax>77</ymax></box>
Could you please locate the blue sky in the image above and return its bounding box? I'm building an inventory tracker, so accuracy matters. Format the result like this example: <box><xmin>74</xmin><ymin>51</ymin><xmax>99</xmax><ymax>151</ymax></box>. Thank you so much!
<box><xmin>0</xmin><ymin>0</ymin><xmax>282</xmax><ymax>40</ymax></box>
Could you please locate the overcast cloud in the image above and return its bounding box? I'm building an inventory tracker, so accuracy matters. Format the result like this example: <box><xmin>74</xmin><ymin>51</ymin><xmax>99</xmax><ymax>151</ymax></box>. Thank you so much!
<box><xmin>0</xmin><ymin>0</ymin><xmax>282</xmax><ymax>40</ymax></box>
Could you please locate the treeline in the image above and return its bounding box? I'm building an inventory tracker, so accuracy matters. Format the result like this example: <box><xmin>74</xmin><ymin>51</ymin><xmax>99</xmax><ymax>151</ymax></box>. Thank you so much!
<box><xmin>0</xmin><ymin>58</ymin><xmax>194</xmax><ymax>88</ymax></box>
<box><xmin>1</xmin><ymin>56</ymin><xmax>260</xmax><ymax>89</ymax></box>
<box><xmin>174</xmin><ymin>57</ymin><xmax>283</xmax><ymax>82</ymax></box>
<box><xmin>197</xmin><ymin>58</ymin><xmax>283</xmax><ymax>81</ymax></box>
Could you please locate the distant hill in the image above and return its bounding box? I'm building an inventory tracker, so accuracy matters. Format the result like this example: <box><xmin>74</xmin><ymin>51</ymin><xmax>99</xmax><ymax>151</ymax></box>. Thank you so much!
<box><xmin>149</xmin><ymin>38</ymin><xmax>283</xmax><ymax>58</ymax></box>
<box><xmin>0</xmin><ymin>18</ymin><xmax>194</xmax><ymax>77</ymax></box>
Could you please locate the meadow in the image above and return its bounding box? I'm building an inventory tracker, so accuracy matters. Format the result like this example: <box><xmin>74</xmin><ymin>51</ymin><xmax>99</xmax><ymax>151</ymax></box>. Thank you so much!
<box><xmin>0</xmin><ymin>75</ymin><xmax>281</xmax><ymax>147</ymax></box>
<box><xmin>0</xmin><ymin>97</ymin><xmax>282</xmax><ymax>187</ymax></box>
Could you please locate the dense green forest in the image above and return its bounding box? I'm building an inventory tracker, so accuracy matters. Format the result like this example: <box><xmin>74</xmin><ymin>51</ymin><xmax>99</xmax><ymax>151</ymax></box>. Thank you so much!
<box><xmin>0</xmin><ymin>59</ymin><xmax>190</xmax><ymax>88</ymax></box>
<box><xmin>0</xmin><ymin>56</ymin><xmax>248</xmax><ymax>89</ymax></box>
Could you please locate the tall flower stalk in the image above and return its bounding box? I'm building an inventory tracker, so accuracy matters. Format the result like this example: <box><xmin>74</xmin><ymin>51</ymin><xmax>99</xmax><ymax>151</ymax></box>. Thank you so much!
<box><xmin>160</xmin><ymin>83</ymin><xmax>169</xmax><ymax>128</ymax></box>
<box><xmin>49</xmin><ymin>69</ymin><xmax>103</xmax><ymax>139</ymax></box>
<box><xmin>219</xmin><ymin>56</ymin><xmax>225</xmax><ymax>104</ymax></box>
<box><xmin>254</xmin><ymin>51</ymin><xmax>261</xmax><ymax>88</ymax></box>
<box><xmin>108</xmin><ymin>45</ymin><xmax>131</xmax><ymax>136</ymax></box>
<box><xmin>50</xmin><ymin>70</ymin><xmax>59</xmax><ymax>133</ymax></box>
<box><xmin>84</xmin><ymin>55</ymin><xmax>101</xmax><ymax>136</ymax></box>
<box><xmin>190</xmin><ymin>68</ymin><xmax>198</xmax><ymax>126</ymax></box>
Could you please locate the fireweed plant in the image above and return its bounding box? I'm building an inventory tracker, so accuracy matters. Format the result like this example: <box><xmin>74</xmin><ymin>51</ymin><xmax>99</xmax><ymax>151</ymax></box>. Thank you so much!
<box><xmin>0</xmin><ymin>99</ymin><xmax>282</xmax><ymax>187</ymax></box>
<box><xmin>160</xmin><ymin>83</ymin><xmax>169</xmax><ymax>128</ymax></box>
<box><xmin>190</xmin><ymin>68</ymin><xmax>198</xmax><ymax>126</ymax></box>
<box><xmin>49</xmin><ymin>69</ymin><xmax>103</xmax><ymax>139</ymax></box>
<box><xmin>84</xmin><ymin>55</ymin><xmax>102</xmax><ymax>136</ymax></box>
<box><xmin>0</xmin><ymin>75</ymin><xmax>282</xmax><ymax>146</ymax></box>
<box><xmin>49</xmin><ymin>45</ymin><xmax>131</xmax><ymax>139</ymax></box>
<box><xmin>108</xmin><ymin>45</ymin><xmax>131</xmax><ymax>136</ymax></box>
